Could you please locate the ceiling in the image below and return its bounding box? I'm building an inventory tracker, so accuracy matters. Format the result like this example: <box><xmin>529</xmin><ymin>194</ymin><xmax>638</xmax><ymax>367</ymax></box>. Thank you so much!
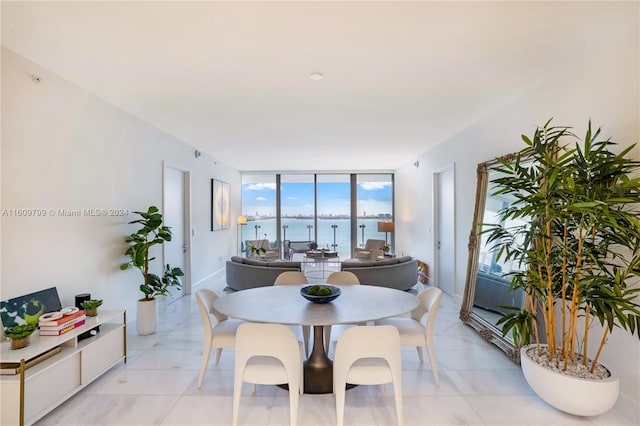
<box><xmin>1</xmin><ymin>1</ymin><xmax>635</xmax><ymax>171</ymax></box>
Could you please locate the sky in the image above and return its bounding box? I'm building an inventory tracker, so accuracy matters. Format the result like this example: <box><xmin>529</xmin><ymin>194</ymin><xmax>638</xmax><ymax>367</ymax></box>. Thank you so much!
<box><xmin>242</xmin><ymin>179</ymin><xmax>392</xmax><ymax>217</ymax></box>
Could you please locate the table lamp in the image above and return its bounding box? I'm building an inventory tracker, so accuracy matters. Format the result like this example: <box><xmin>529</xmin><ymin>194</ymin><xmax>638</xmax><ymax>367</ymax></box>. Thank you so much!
<box><xmin>377</xmin><ymin>221</ymin><xmax>395</xmax><ymax>248</ymax></box>
<box><xmin>237</xmin><ymin>215</ymin><xmax>247</xmax><ymax>256</ymax></box>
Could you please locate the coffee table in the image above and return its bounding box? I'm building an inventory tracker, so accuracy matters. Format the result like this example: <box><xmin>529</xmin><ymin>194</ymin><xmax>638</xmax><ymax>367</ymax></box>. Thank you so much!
<box><xmin>303</xmin><ymin>250</ymin><xmax>340</xmax><ymax>278</ymax></box>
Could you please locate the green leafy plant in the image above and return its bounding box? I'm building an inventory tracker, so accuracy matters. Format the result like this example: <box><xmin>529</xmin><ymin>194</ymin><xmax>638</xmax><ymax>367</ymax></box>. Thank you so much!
<box><xmin>249</xmin><ymin>244</ymin><xmax>266</xmax><ymax>256</ymax></box>
<box><xmin>120</xmin><ymin>206</ymin><xmax>185</xmax><ymax>300</ymax></box>
<box><xmin>80</xmin><ymin>299</ymin><xmax>103</xmax><ymax>310</ymax></box>
<box><xmin>485</xmin><ymin>119</ymin><xmax>640</xmax><ymax>373</ymax></box>
<box><xmin>3</xmin><ymin>323</ymin><xmax>37</xmax><ymax>340</ymax></box>
<box><xmin>495</xmin><ymin>305</ymin><xmax>535</xmax><ymax>349</ymax></box>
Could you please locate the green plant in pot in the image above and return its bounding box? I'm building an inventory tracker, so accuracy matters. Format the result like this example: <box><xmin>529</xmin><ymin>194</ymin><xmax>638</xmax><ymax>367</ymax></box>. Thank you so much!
<box><xmin>120</xmin><ymin>206</ymin><xmax>184</xmax><ymax>335</ymax></box>
<box><xmin>485</xmin><ymin>119</ymin><xmax>640</xmax><ymax>416</ymax></box>
<box><xmin>80</xmin><ymin>299</ymin><xmax>103</xmax><ymax>317</ymax></box>
<box><xmin>4</xmin><ymin>324</ymin><xmax>37</xmax><ymax>350</ymax></box>
<box><xmin>249</xmin><ymin>244</ymin><xmax>266</xmax><ymax>258</ymax></box>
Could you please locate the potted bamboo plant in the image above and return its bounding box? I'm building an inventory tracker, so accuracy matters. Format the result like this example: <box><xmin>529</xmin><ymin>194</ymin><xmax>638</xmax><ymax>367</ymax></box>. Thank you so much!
<box><xmin>120</xmin><ymin>206</ymin><xmax>184</xmax><ymax>335</ymax></box>
<box><xmin>485</xmin><ymin>120</ymin><xmax>640</xmax><ymax>416</ymax></box>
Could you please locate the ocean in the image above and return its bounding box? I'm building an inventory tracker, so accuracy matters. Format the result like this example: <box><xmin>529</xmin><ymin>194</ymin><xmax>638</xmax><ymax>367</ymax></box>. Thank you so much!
<box><xmin>240</xmin><ymin>218</ymin><xmax>391</xmax><ymax>258</ymax></box>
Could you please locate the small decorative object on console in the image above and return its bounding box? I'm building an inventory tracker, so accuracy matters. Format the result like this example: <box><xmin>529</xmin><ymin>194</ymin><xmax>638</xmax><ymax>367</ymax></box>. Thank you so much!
<box><xmin>3</xmin><ymin>323</ymin><xmax>37</xmax><ymax>350</ymax></box>
<box><xmin>80</xmin><ymin>299</ymin><xmax>103</xmax><ymax>317</ymax></box>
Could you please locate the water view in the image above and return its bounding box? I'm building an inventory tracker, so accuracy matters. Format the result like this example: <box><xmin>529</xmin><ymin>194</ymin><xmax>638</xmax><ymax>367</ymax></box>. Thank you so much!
<box><xmin>241</xmin><ymin>217</ymin><xmax>391</xmax><ymax>259</ymax></box>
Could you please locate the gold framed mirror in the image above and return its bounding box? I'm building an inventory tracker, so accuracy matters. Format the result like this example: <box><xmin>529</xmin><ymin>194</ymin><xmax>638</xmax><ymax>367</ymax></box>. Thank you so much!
<box><xmin>459</xmin><ymin>154</ymin><xmax>525</xmax><ymax>363</ymax></box>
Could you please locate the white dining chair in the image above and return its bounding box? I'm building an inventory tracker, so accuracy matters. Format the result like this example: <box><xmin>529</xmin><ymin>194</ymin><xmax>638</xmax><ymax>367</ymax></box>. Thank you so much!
<box><xmin>333</xmin><ymin>325</ymin><xmax>403</xmax><ymax>426</ymax></box>
<box><xmin>324</xmin><ymin>272</ymin><xmax>361</xmax><ymax>350</ymax></box>
<box><xmin>274</xmin><ymin>271</ymin><xmax>308</xmax><ymax>285</ymax></box>
<box><xmin>274</xmin><ymin>271</ymin><xmax>310</xmax><ymax>356</ymax></box>
<box><xmin>326</xmin><ymin>271</ymin><xmax>360</xmax><ymax>285</ymax></box>
<box><xmin>375</xmin><ymin>287</ymin><xmax>443</xmax><ymax>386</ymax></box>
<box><xmin>195</xmin><ymin>289</ymin><xmax>245</xmax><ymax>388</ymax></box>
<box><xmin>233</xmin><ymin>323</ymin><xmax>303</xmax><ymax>426</ymax></box>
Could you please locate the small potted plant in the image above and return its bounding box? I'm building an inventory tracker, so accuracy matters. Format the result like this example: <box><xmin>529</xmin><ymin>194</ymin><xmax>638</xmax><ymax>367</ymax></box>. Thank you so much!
<box><xmin>249</xmin><ymin>244</ymin><xmax>266</xmax><ymax>258</ymax></box>
<box><xmin>80</xmin><ymin>299</ymin><xmax>103</xmax><ymax>317</ymax></box>
<box><xmin>3</xmin><ymin>324</ymin><xmax>37</xmax><ymax>350</ymax></box>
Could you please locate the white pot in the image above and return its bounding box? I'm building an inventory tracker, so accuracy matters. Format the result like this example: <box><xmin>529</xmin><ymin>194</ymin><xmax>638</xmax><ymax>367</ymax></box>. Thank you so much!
<box><xmin>520</xmin><ymin>345</ymin><xmax>619</xmax><ymax>416</ymax></box>
<box><xmin>136</xmin><ymin>298</ymin><xmax>158</xmax><ymax>335</ymax></box>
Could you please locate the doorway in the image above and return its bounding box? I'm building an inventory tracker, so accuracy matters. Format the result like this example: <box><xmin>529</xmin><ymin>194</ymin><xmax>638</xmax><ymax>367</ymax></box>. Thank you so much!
<box><xmin>434</xmin><ymin>165</ymin><xmax>455</xmax><ymax>296</ymax></box>
<box><xmin>163</xmin><ymin>164</ymin><xmax>191</xmax><ymax>302</ymax></box>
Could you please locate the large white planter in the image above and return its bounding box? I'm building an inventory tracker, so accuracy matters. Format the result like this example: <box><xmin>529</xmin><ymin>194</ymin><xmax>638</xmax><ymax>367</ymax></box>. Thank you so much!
<box><xmin>520</xmin><ymin>345</ymin><xmax>619</xmax><ymax>416</ymax></box>
<box><xmin>136</xmin><ymin>298</ymin><xmax>158</xmax><ymax>335</ymax></box>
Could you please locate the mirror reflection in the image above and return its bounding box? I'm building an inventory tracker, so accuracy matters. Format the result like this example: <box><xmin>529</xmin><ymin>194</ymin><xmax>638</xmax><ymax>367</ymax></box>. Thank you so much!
<box><xmin>460</xmin><ymin>155</ymin><xmax>527</xmax><ymax>362</ymax></box>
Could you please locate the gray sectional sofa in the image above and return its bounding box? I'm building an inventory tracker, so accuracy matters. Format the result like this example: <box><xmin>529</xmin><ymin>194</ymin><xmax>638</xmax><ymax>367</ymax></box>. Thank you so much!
<box><xmin>473</xmin><ymin>270</ymin><xmax>525</xmax><ymax>315</ymax></box>
<box><xmin>340</xmin><ymin>256</ymin><xmax>418</xmax><ymax>291</ymax></box>
<box><xmin>225</xmin><ymin>256</ymin><xmax>302</xmax><ymax>291</ymax></box>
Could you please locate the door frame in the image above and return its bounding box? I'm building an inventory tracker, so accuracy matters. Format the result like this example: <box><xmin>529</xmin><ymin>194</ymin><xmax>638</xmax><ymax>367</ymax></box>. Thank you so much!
<box><xmin>432</xmin><ymin>164</ymin><xmax>455</xmax><ymax>295</ymax></box>
<box><xmin>162</xmin><ymin>162</ymin><xmax>192</xmax><ymax>297</ymax></box>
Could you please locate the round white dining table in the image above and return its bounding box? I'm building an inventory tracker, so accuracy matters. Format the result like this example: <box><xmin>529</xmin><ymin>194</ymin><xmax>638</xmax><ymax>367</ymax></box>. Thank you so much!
<box><xmin>214</xmin><ymin>284</ymin><xmax>419</xmax><ymax>394</ymax></box>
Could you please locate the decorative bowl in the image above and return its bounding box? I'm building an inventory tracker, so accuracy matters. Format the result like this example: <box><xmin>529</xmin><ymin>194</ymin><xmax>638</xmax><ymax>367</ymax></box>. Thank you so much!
<box><xmin>300</xmin><ymin>285</ymin><xmax>341</xmax><ymax>304</ymax></box>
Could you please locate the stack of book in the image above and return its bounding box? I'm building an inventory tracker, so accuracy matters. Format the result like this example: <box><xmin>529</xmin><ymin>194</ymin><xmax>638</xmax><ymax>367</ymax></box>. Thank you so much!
<box><xmin>39</xmin><ymin>310</ymin><xmax>86</xmax><ymax>336</ymax></box>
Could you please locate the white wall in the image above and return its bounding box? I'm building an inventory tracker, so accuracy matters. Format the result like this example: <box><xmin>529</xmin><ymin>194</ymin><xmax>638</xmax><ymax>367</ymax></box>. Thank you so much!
<box><xmin>1</xmin><ymin>47</ymin><xmax>241</xmax><ymax>318</ymax></box>
<box><xmin>395</xmin><ymin>19</ymin><xmax>639</xmax><ymax>419</ymax></box>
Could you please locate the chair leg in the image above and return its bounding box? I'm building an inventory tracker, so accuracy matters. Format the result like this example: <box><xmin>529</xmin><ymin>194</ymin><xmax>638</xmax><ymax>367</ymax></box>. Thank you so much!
<box><xmin>393</xmin><ymin>379</ymin><xmax>404</xmax><ymax>426</ymax></box>
<box><xmin>415</xmin><ymin>346</ymin><xmax>424</xmax><ymax>363</ymax></box>
<box><xmin>335</xmin><ymin>379</ymin><xmax>346</xmax><ymax>426</ymax></box>
<box><xmin>197</xmin><ymin>342</ymin><xmax>213</xmax><ymax>388</ymax></box>
<box><xmin>289</xmin><ymin>378</ymin><xmax>299</xmax><ymax>426</ymax></box>
<box><xmin>232</xmin><ymin>380</ymin><xmax>242</xmax><ymax>426</ymax></box>
<box><xmin>215</xmin><ymin>348</ymin><xmax>223</xmax><ymax>364</ymax></box>
<box><xmin>426</xmin><ymin>344</ymin><xmax>440</xmax><ymax>386</ymax></box>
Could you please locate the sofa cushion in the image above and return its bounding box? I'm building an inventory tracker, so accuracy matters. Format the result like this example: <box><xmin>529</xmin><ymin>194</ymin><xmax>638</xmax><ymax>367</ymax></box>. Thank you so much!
<box><xmin>397</xmin><ymin>255</ymin><xmax>413</xmax><ymax>264</ymax></box>
<box><xmin>342</xmin><ymin>259</ymin><xmax>419</xmax><ymax>291</ymax></box>
<box><xmin>269</xmin><ymin>261</ymin><xmax>301</xmax><ymax>269</ymax></box>
<box><xmin>341</xmin><ymin>260</ymin><xmax>374</xmax><ymax>269</ymax></box>
<box><xmin>230</xmin><ymin>256</ymin><xmax>245</xmax><ymax>264</ymax></box>
<box><xmin>244</xmin><ymin>258</ymin><xmax>269</xmax><ymax>267</ymax></box>
<box><xmin>375</xmin><ymin>258</ymin><xmax>399</xmax><ymax>266</ymax></box>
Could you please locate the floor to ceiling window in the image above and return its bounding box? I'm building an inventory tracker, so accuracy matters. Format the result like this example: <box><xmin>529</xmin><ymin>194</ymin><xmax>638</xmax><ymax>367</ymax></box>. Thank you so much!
<box><xmin>356</xmin><ymin>174</ymin><xmax>394</xmax><ymax>251</ymax></box>
<box><xmin>280</xmin><ymin>173</ymin><xmax>315</xmax><ymax>244</ymax></box>
<box><xmin>241</xmin><ymin>173</ymin><xmax>393</xmax><ymax>258</ymax></box>
<box><xmin>240</xmin><ymin>174</ymin><xmax>277</xmax><ymax>256</ymax></box>
<box><xmin>316</xmin><ymin>174</ymin><xmax>351</xmax><ymax>257</ymax></box>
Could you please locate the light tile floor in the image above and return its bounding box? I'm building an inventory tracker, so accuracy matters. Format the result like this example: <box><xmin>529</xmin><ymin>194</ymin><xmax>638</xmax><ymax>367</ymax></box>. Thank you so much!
<box><xmin>35</xmin><ymin>270</ymin><xmax>637</xmax><ymax>426</ymax></box>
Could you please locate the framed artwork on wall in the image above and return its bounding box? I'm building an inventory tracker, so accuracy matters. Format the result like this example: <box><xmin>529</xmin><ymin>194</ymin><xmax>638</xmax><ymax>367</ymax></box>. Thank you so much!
<box><xmin>211</xmin><ymin>179</ymin><xmax>230</xmax><ymax>231</ymax></box>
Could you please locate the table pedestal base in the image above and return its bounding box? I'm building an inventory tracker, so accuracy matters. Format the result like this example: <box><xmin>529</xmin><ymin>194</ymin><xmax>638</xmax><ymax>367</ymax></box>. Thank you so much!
<box><xmin>302</xmin><ymin>325</ymin><xmax>358</xmax><ymax>394</ymax></box>
<box><xmin>303</xmin><ymin>325</ymin><xmax>333</xmax><ymax>394</ymax></box>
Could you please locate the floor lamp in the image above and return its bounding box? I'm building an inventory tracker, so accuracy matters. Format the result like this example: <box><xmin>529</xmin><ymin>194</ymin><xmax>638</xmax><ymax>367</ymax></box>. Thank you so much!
<box><xmin>377</xmin><ymin>221</ymin><xmax>394</xmax><ymax>251</ymax></box>
<box><xmin>237</xmin><ymin>215</ymin><xmax>247</xmax><ymax>256</ymax></box>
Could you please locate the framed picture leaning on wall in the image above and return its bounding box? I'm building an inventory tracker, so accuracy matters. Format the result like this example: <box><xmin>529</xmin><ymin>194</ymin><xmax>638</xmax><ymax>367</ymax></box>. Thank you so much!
<box><xmin>211</xmin><ymin>179</ymin><xmax>230</xmax><ymax>231</ymax></box>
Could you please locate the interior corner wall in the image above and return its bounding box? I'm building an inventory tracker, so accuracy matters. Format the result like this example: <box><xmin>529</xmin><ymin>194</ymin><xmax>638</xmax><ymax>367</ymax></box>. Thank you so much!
<box><xmin>1</xmin><ymin>47</ymin><xmax>241</xmax><ymax>318</ymax></box>
<box><xmin>394</xmin><ymin>21</ymin><xmax>639</xmax><ymax>419</ymax></box>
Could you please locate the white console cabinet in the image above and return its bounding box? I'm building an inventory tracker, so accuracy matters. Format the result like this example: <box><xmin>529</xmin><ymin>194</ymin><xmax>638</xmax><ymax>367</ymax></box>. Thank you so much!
<box><xmin>0</xmin><ymin>310</ymin><xmax>126</xmax><ymax>426</ymax></box>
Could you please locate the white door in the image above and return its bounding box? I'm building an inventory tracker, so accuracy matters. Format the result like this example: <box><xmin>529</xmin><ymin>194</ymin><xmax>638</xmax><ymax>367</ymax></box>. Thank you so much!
<box><xmin>163</xmin><ymin>165</ymin><xmax>191</xmax><ymax>302</ymax></box>
<box><xmin>434</xmin><ymin>166</ymin><xmax>455</xmax><ymax>296</ymax></box>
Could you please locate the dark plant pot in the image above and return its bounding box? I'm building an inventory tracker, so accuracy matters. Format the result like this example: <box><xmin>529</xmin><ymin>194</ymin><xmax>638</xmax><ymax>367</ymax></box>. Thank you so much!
<box><xmin>86</xmin><ymin>308</ymin><xmax>97</xmax><ymax>317</ymax></box>
<box><xmin>11</xmin><ymin>336</ymin><xmax>30</xmax><ymax>350</ymax></box>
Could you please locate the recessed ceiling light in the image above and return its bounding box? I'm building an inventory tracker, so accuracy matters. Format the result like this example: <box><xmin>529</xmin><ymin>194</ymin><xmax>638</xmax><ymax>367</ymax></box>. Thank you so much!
<box><xmin>309</xmin><ymin>72</ymin><xmax>324</xmax><ymax>80</ymax></box>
